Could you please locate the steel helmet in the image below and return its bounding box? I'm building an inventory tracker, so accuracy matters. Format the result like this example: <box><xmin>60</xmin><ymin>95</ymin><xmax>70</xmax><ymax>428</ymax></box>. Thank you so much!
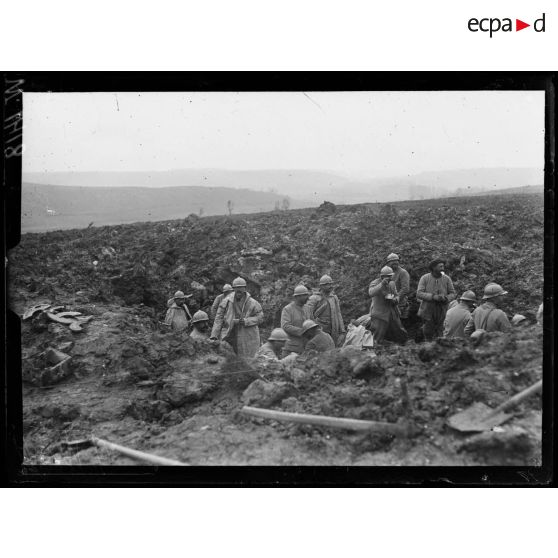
<box><xmin>222</xmin><ymin>283</ymin><xmax>233</xmax><ymax>293</ymax></box>
<box><xmin>482</xmin><ymin>283</ymin><xmax>508</xmax><ymax>300</ymax></box>
<box><xmin>380</xmin><ymin>266</ymin><xmax>394</xmax><ymax>277</ymax></box>
<box><xmin>386</xmin><ymin>253</ymin><xmax>399</xmax><ymax>263</ymax></box>
<box><xmin>174</xmin><ymin>290</ymin><xmax>186</xmax><ymax>299</ymax></box>
<box><xmin>293</xmin><ymin>284</ymin><xmax>310</xmax><ymax>296</ymax></box>
<box><xmin>268</xmin><ymin>328</ymin><xmax>289</xmax><ymax>342</ymax></box>
<box><xmin>460</xmin><ymin>290</ymin><xmax>477</xmax><ymax>302</ymax></box>
<box><xmin>232</xmin><ymin>277</ymin><xmax>247</xmax><ymax>288</ymax></box>
<box><xmin>191</xmin><ymin>310</ymin><xmax>209</xmax><ymax>324</ymax></box>
<box><xmin>511</xmin><ymin>314</ymin><xmax>527</xmax><ymax>326</ymax></box>
<box><xmin>301</xmin><ymin>319</ymin><xmax>320</xmax><ymax>334</ymax></box>
<box><xmin>319</xmin><ymin>275</ymin><xmax>334</xmax><ymax>286</ymax></box>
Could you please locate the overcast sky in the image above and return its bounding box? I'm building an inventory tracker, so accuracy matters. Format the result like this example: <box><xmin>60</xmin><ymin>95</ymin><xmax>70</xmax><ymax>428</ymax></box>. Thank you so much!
<box><xmin>22</xmin><ymin>91</ymin><xmax>544</xmax><ymax>179</ymax></box>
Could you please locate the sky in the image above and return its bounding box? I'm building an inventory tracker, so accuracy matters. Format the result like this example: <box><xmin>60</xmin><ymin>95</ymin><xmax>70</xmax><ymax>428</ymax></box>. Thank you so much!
<box><xmin>22</xmin><ymin>91</ymin><xmax>545</xmax><ymax>179</ymax></box>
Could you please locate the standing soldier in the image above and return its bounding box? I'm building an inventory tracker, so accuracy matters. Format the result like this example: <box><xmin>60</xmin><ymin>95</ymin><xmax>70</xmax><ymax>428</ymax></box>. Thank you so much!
<box><xmin>164</xmin><ymin>290</ymin><xmax>193</xmax><ymax>331</ymax></box>
<box><xmin>306</xmin><ymin>274</ymin><xmax>346</xmax><ymax>347</ymax></box>
<box><xmin>281</xmin><ymin>284</ymin><xmax>311</xmax><ymax>357</ymax></box>
<box><xmin>210</xmin><ymin>277</ymin><xmax>264</xmax><ymax>358</ymax></box>
<box><xmin>464</xmin><ymin>283</ymin><xmax>511</xmax><ymax>336</ymax></box>
<box><xmin>368</xmin><ymin>266</ymin><xmax>408</xmax><ymax>344</ymax></box>
<box><xmin>385</xmin><ymin>253</ymin><xmax>411</xmax><ymax>325</ymax></box>
<box><xmin>416</xmin><ymin>259</ymin><xmax>456</xmax><ymax>341</ymax></box>
<box><xmin>443</xmin><ymin>291</ymin><xmax>476</xmax><ymax>338</ymax></box>
<box><xmin>210</xmin><ymin>284</ymin><xmax>233</xmax><ymax>319</ymax></box>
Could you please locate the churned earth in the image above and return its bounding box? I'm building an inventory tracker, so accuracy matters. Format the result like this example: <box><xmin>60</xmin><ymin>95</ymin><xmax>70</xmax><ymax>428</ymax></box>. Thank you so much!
<box><xmin>9</xmin><ymin>192</ymin><xmax>544</xmax><ymax>466</ymax></box>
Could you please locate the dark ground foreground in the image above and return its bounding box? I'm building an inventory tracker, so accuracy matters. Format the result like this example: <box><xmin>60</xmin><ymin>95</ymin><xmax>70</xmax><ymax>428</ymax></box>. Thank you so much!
<box><xmin>9</xmin><ymin>192</ymin><xmax>544</xmax><ymax>466</ymax></box>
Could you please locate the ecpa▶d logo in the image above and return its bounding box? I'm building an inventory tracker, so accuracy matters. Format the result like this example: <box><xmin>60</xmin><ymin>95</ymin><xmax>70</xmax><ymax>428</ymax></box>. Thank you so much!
<box><xmin>468</xmin><ymin>13</ymin><xmax>546</xmax><ymax>37</ymax></box>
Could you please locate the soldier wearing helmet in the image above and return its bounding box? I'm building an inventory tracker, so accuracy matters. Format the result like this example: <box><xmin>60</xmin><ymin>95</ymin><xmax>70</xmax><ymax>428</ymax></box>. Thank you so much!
<box><xmin>443</xmin><ymin>291</ymin><xmax>477</xmax><ymax>338</ymax></box>
<box><xmin>190</xmin><ymin>310</ymin><xmax>210</xmax><ymax>340</ymax></box>
<box><xmin>305</xmin><ymin>274</ymin><xmax>346</xmax><ymax>347</ymax></box>
<box><xmin>301</xmin><ymin>319</ymin><xmax>335</xmax><ymax>354</ymax></box>
<box><xmin>280</xmin><ymin>284</ymin><xmax>312</xmax><ymax>356</ymax></box>
<box><xmin>385</xmin><ymin>253</ymin><xmax>411</xmax><ymax>323</ymax></box>
<box><xmin>210</xmin><ymin>276</ymin><xmax>264</xmax><ymax>358</ymax></box>
<box><xmin>416</xmin><ymin>259</ymin><xmax>456</xmax><ymax>341</ymax></box>
<box><xmin>464</xmin><ymin>283</ymin><xmax>511</xmax><ymax>336</ymax></box>
<box><xmin>255</xmin><ymin>328</ymin><xmax>290</xmax><ymax>360</ymax></box>
<box><xmin>368</xmin><ymin>266</ymin><xmax>408</xmax><ymax>344</ymax></box>
<box><xmin>210</xmin><ymin>283</ymin><xmax>233</xmax><ymax>319</ymax></box>
<box><xmin>164</xmin><ymin>290</ymin><xmax>193</xmax><ymax>331</ymax></box>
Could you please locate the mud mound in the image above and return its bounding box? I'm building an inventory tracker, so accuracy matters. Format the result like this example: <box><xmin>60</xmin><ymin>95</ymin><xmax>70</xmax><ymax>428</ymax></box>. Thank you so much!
<box><xmin>11</xmin><ymin>192</ymin><xmax>544</xmax><ymax>466</ymax></box>
<box><xmin>239</xmin><ymin>325</ymin><xmax>542</xmax><ymax>463</ymax></box>
<box><xmin>21</xmin><ymin>323</ymin><xmax>542</xmax><ymax>466</ymax></box>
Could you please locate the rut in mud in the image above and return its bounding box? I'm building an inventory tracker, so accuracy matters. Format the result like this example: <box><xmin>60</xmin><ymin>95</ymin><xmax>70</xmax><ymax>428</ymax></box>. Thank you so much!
<box><xmin>9</xmin><ymin>192</ymin><xmax>544</xmax><ymax>466</ymax></box>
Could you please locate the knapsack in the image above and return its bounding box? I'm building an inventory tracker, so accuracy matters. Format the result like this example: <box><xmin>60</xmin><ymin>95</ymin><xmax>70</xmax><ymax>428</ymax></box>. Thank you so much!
<box><xmin>472</xmin><ymin>307</ymin><xmax>495</xmax><ymax>338</ymax></box>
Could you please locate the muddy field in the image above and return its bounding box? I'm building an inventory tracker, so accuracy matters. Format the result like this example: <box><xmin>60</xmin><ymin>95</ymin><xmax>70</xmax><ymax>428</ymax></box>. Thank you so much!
<box><xmin>8</xmin><ymin>192</ymin><xmax>544</xmax><ymax>466</ymax></box>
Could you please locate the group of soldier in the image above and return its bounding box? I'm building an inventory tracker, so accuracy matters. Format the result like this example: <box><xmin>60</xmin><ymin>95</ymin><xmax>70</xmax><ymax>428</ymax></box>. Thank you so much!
<box><xmin>164</xmin><ymin>251</ymin><xmax>525</xmax><ymax>362</ymax></box>
<box><xmin>164</xmin><ymin>274</ymin><xmax>342</xmax><ymax>360</ymax></box>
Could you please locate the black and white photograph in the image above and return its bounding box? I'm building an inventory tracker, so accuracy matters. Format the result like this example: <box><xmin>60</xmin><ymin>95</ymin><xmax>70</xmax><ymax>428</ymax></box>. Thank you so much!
<box><xmin>7</xmin><ymin>83</ymin><xmax>548</xmax><ymax>469</ymax></box>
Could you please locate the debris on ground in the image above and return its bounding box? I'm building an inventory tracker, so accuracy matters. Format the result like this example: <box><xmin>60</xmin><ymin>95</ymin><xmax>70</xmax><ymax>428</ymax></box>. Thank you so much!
<box><xmin>23</xmin><ymin>302</ymin><xmax>93</xmax><ymax>333</ymax></box>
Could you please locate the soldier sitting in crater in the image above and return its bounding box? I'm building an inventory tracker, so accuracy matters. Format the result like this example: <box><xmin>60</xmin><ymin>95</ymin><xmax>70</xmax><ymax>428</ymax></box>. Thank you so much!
<box><xmin>190</xmin><ymin>310</ymin><xmax>210</xmax><ymax>340</ymax></box>
<box><xmin>255</xmin><ymin>328</ymin><xmax>290</xmax><ymax>360</ymax></box>
<box><xmin>301</xmin><ymin>319</ymin><xmax>335</xmax><ymax>354</ymax></box>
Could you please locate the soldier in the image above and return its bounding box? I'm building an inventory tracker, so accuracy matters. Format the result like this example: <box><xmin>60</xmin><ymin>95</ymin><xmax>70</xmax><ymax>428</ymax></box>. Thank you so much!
<box><xmin>301</xmin><ymin>320</ymin><xmax>335</xmax><ymax>353</ymax></box>
<box><xmin>385</xmin><ymin>253</ymin><xmax>411</xmax><ymax>324</ymax></box>
<box><xmin>210</xmin><ymin>284</ymin><xmax>233</xmax><ymax>319</ymax></box>
<box><xmin>368</xmin><ymin>266</ymin><xmax>408</xmax><ymax>344</ymax></box>
<box><xmin>281</xmin><ymin>284</ymin><xmax>311</xmax><ymax>357</ymax></box>
<box><xmin>416</xmin><ymin>259</ymin><xmax>456</xmax><ymax>341</ymax></box>
<box><xmin>464</xmin><ymin>283</ymin><xmax>511</xmax><ymax>336</ymax></box>
<box><xmin>164</xmin><ymin>290</ymin><xmax>193</xmax><ymax>331</ymax></box>
<box><xmin>210</xmin><ymin>277</ymin><xmax>264</xmax><ymax>358</ymax></box>
<box><xmin>306</xmin><ymin>275</ymin><xmax>346</xmax><ymax>346</ymax></box>
<box><xmin>443</xmin><ymin>291</ymin><xmax>476</xmax><ymax>338</ymax></box>
<box><xmin>255</xmin><ymin>328</ymin><xmax>290</xmax><ymax>360</ymax></box>
<box><xmin>190</xmin><ymin>310</ymin><xmax>210</xmax><ymax>340</ymax></box>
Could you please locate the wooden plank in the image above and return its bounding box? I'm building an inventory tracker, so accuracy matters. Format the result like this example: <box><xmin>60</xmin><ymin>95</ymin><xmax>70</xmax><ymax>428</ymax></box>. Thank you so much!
<box><xmin>90</xmin><ymin>437</ymin><xmax>187</xmax><ymax>466</ymax></box>
<box><xmin>242</xmin><ymin>406</ymin><xmax>409</xmax><ymax>436</ymax></box>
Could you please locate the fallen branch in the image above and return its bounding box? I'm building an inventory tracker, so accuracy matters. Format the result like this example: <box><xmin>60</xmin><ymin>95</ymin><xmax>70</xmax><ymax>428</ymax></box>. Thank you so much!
<box><xmin>242</xmin><ymin>406</ymin><xmax>410</xmax><ymax>436</ymax></box>
<box><xmin>89</xmin><ymin>437</ymin><xmax>188</xmax><ymax>465</ymax></box>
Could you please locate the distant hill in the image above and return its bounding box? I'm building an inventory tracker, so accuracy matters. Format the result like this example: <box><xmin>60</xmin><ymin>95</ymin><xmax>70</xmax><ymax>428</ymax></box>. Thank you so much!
<box><xmin>23</xmin><ymin>167</ymin><xmax>543</xmax><ymax>205</ymax></box>
<box><xmin>21</xmin><ymin>183</ymin><xmax>305</xmax><ymax>232</ymax></box>
<box><xmin>466</xmin><ymin>184</ymin><xmax>543</xmax><ymax>196</ymax></box>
